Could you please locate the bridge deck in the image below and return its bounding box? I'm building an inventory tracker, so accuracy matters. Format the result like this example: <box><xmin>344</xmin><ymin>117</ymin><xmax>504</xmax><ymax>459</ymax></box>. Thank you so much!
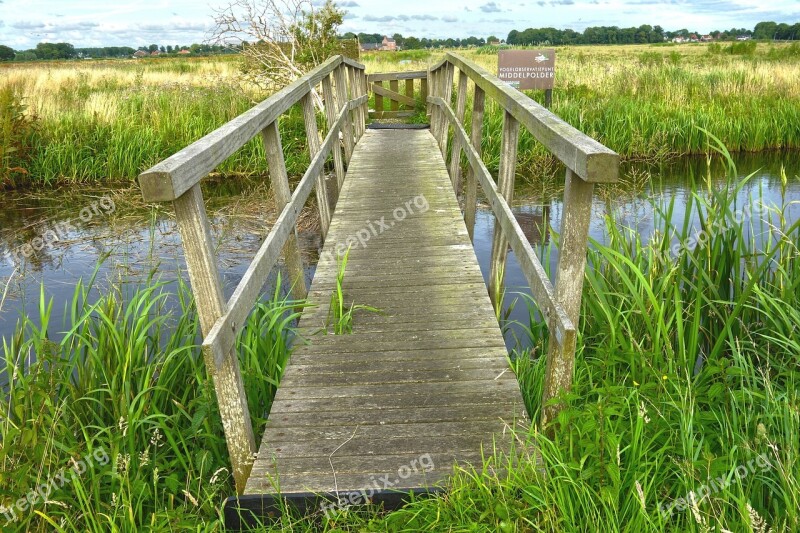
<box><xmin>244</xmin><ymin>128</ymin><xmax>527</xmax><ymax>502</ymax></box>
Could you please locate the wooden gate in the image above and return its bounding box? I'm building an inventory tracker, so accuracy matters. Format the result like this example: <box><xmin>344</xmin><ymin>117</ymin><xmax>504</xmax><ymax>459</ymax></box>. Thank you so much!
<box><xmin>367</xmin><ymin>70</ymin><xmax>427</xmax><ymax>119</ymax></box>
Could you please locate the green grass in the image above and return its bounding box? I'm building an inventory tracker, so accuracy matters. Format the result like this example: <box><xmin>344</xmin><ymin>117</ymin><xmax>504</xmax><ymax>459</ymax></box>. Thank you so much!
<box><xmin>0</xmin><ymin>139</ymin><xmax>798</xmax><ymax>530</ymax></box>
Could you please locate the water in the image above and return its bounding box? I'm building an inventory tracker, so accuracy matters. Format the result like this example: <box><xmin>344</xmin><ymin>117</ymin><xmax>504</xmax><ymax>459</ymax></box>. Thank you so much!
<box><xmin>1</xmin><ymin>152</ymin><xmax>798</xmax><ymax>349</ymax></box>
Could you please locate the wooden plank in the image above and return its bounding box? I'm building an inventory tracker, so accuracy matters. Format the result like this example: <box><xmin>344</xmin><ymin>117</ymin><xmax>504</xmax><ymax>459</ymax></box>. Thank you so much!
<box><xmin>465</xmin><ymin>84</ymin><xmax>484</xmax><ymax>241</ymax></box>
<box><xmin>335</xmin><ymin>65</ymin><xmax>355</xmax><ymax>163</ymax></box>
<box><xmin>367</xmin><ymin>70</ymin><xmax>427</xmax><ymax>82</ymax></box>
<box><xmin>321</xmin><ymin>75</ymin><xmax>346</xmax><ymax>192</ymax></box>
<box><xmin>202</xmin><ymin>106</ymin><xmax>349</xmax><ymax>368</ymax></box>
<box><xmin>405</xmin><ymin>78</ymin><xmax>414</xmax><ymax>110</ymax></box>
<box><xmin>260</xmin><ymin>121</ymin><xmax>307</xmax><ymax>301</ymax></box>
<box><xmin>371</xmin><ymin>83</ymin><xmax>416</xmax><ymax>107</ymax></box>
<box><xmin>435</xmin><ymin>64</ymin><xmax>454</xmax><ymax>154</ymax></box>
<box><xmin>139</xmin><ymin>55</ymin><xmax>343</xmax><ymax>202</ymax></box>
<box><xmin>489</xmin><ymin>110</ymin><xmax>520</xmax><ymax>310</ymax></box>
<box><xmin>389</xmin><ymin>79</ymin><xmax>400</xmax><ymax>111</ymax></box>
<box><xmin>301</xmin><ymin>92</ymin><xmax>332</xmax><ymax>239</ymax></box>
<box><xmin>541</xmin><ymin>168</ymin><xmax>593</xmax><ymax>428</ymax></box>
<box><xmin>448</xmin><ymin>71</ymin><xmax>468</xmax><ymax>194</ymax></box>
<box><xmin>246</xmin><ymin>129</ymin><xmax>526</xmax><ymax>497</ymax></box>
<box><xmin>373</xmin><ymin>80</ymin><xmax>384</xmax><ymax>112</ymax></box>
<box><xmin>443</xmin><ymin>53</ymin><xmax>619</xmax><ymax>184</ymax></box>
<box><xmin>430</xmin><ymin>96</ymin><xmax>575</xmax><ymax>343</ymax></box>
<box><xmin>173</xmin><ymin>184</ymin><xmax>255</xmax><ymax>493</ymax></box>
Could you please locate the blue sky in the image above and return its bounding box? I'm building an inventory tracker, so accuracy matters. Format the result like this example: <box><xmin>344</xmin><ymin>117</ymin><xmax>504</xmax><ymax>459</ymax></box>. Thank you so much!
<box><xmin>0</xmin><ymin>0</ymin><xmax>798</xmax><ymax>49</ymax></box>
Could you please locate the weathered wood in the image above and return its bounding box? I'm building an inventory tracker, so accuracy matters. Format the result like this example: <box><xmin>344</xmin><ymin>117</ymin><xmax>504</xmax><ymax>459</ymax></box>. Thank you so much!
<box><xmin>321</xmin><ymin>75</ymin><xmax>346</xmax><ymax>192</ymax></box>
<box><xmin>347</xmin><ymin>66</ymin><xmax>364</xmax><ymax>140</ymax></box>
<box><xmin>368</xmin><ymin>111</ymin><xmax>417</xmax><ymax>119</ymax></box>
<box><xmin>430</xmin><ymin>96</ymin><xmax>574</xmax><ymax>343</ymax></box>
<box><xmin>371</xmin><ymin>83</ymin><xmax>417</xmax><ymax>107</ymax></box>
<box><xmin>405</xmin><ymin>78</ymin><xmax>414</xmax><ymax>109</ymax></box>
<box><xmin>489</xmin><ymin>110</ymin><xmax>520</xmax><ymax>311</ymax></box>
<box><xmin>301</xmin><ymin>92</ymin><xmax>332</xmax><ymax>238</ymax></box>
<box><xmin>541</xmin><ymin>168</ymin><xmax>594</xmax><ymax>428</ymax></box>
<box><xmin>245</xmin><ymin>129</ymin><xmax>525</xmax><ymax>497</ymax></box>
<box><xmin>335</xmin><ymin>65</ymin><xmax>355</xmax><ymax>163</ymax></box>
<box><xmin>373</xmin><ymin>80</ymin><xmax>384</xmax><ymax>112</ymax></box>
<box><xmin>139</xmin><ymin>55</ymin><xmax>344</xmax><ymax>202</ymax></box>
<box><xmin>367</xmin><ymin>70</ymin><xmax>427</xmax><ymax>82</ymax></box>
<box><xmin>464</xmin><ymin>84</ymin><xmax>485</xmax><ymax>241</ymax></box>
<box><xmin>358</xmin><ymin>69</ymin><xmax>369</xmax><ymax>129</ymax></box>
<box><xmin>421</xmin><ymin>76</ymin><xmax>429</xmax><ymax>113</ymax></box>
<box><xmin>260</xmin><ymin>121</ymin><xmax>307</xmax><ymax>301</ymax></box>
<box><xmin>173</xmin><ymin>184</ymin><xmax>256</xmax><ymax>494</ymax></box>
<box><xmin>448</xmin><ymin>71</ymin><xmax>468</xmax><ymax>194</ymax></box>
<box><xmin>444</xmin><ymin>52</ymin><xmax>618</xmax><ymax>183</ymax></box>
<box><xmin>434</xmin><ymin>64</ymin><xmax>453</xmax><ymax>154</ymax></box>
<box><xmin>389</xmin><ymin>79</ymin><xmax>400</xmax><ymax>111</ymax></box>
<box><xmin>202</xmin><ymin>106</ymin><xmax>349</xmax><ymax>369</ymax></box>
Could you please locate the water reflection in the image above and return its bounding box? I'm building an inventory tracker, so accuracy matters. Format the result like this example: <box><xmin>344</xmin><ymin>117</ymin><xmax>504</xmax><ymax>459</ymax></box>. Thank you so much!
<box><xmin>0</xmin><ymin>152</ymin><xmax>798</xmax><ymax>349</ymax></box>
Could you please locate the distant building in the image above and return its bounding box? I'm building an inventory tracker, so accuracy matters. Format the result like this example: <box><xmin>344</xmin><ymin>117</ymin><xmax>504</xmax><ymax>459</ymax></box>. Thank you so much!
<box><xmin>489</xmin><ymin>40</ymin><xmax>501</xmax><ymax>46</ymax></box>
<box><xmin>737</xmin><ymin>35</ymin><xmax>751</xmax><ymax>41</ymax></box>
<box><xmin>150</xmin><ymin>50</ymin><xmax>161</xmax><ymax>56</ymax></box>
<box><xmin>360</xmin><ymin>42</ymin><xmax>380</xmax><ymax>51</ymax></box>
<box><xmin>701</xmin><ymin>35</ymin><xmax>713</xmax><ymax>41</ymax></box>
<box><xmin>671</xmin><ymin>36</ymin><xmax>687</xmax><ymax>43</ymax></box>
<box><xmin>178</xmin><ymin>49</ymin><xmax>191</xmax><ymax>55</ymax></box>
<box><xmin>133</xmin><ymin>50</ymin><xmax>148</xmax><ymax>58</ymax></box>
<box><xmin>381</xmin><ymin>36</ymin><xmax>397</xmax><ymax>51</ymax></box>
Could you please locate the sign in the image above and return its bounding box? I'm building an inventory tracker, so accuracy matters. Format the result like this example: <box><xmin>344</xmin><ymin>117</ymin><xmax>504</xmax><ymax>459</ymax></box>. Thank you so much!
<box><xmin>497</xmin><ymin>49</ymin><xmax>555</xmax><ymax>90</ymax></box>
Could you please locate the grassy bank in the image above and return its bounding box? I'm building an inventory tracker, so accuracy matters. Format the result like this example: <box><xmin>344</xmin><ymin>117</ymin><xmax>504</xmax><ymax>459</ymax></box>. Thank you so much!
<box><xmin>2</xmin><ymin>42</ymin><xmax>799</xmax><ymax>187</ymax></box>
<box><xmin>1</xmin><ymin>149</ymin><xmax>797</xmax><ymax>530</ymax></box>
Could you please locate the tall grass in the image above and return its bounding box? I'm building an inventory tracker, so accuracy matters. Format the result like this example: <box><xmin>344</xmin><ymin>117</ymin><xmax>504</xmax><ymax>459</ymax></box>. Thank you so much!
<box><xmin>0</xmin><ymin>270</ymin><xmax>300</xmax><ymax>531</ymax></box>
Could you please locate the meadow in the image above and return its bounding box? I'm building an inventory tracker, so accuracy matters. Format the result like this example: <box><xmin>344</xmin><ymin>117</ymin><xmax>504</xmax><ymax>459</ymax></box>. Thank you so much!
<box><xmin>1</xmin><ymin>153</ymin><xmax>798</xmax><ymax>531</ymax></box>
<box><xmin>2</xmin><ymin>42</ymin><xmax>800</xmax><ymax>187</ymax></box>
<box><xmin>1</xmin><ymin>41</ymin><xmax>799</xmax><ymax>532</ymax></box>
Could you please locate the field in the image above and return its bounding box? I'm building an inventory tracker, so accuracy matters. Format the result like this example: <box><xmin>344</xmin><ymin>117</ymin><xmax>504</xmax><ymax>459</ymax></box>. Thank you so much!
<box><xmin>1</xmin><ymin>160</ymin><xmax>798</xmax><ymax>531</ymax></box>
<box><xmin>1</xmin><ymin>41</ymin><xmax>799</xmax><ymax>532</ymax></box>
<box><xmin>2</xmin><ymin>42</ymin><xmax>800</xmax><ymax>187</ymax></box>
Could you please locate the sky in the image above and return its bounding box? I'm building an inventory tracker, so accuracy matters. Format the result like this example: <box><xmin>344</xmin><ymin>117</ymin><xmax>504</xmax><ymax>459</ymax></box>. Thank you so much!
<box><xmin>0</xmin><ymin>0</ymin><xmax>798</xmax><ymax>49</ymax></box>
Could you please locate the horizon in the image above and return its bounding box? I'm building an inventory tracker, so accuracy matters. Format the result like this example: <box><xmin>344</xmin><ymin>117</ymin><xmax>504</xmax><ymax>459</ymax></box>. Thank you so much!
<box><xmin>0</xmin><ymin>0</ymin><xmax>798</xmax><ymax>50</ymax></box>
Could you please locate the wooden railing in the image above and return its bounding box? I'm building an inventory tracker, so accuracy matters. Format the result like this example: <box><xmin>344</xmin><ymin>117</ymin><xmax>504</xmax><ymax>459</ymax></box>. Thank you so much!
<box><xmin>138</xmin><ymin>55</ymin><xmax>368</xmax><ymax>493</ymax></box>
<box><xmin>427</xmin><ymin>53</ymin><xmax>619</xmax><ymax>428</ymax></box>
<box><xmin>367</xmin><ymin>70</ymin><xmax>428</xmax><ymax>119</ymax></box>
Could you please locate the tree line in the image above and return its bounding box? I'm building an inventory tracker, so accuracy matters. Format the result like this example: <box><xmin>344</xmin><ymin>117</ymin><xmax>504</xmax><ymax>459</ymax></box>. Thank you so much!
<box><xmin>0</xmin><ymin>42</ymin><xmax>238</xmax><ymax>61</ymax></box>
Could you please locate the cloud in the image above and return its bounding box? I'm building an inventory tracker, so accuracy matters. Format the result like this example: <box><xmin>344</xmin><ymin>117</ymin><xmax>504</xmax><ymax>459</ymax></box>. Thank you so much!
<box><xmin>339</xmin><ymin>0</ymin><xmax>359</xmax><ymax>5</ymax></box>
<box><xmin>11</xmin><ymin>21</ymin><xmax>47</xmax><ymax>30</ymax></box>
<box><xmin>480</xmin><ymin>1</ymin><xmax>502</xmax><ymax>12</ymax></box>
<box><xmin>442</xmin><ymin>15</ymin><xmax>459</xmax><ymax>22</ymax></box>
<box><xmin>363</xmin><ymin>14</ymin><xmax>439</xmax><ymax>22</ymax></box>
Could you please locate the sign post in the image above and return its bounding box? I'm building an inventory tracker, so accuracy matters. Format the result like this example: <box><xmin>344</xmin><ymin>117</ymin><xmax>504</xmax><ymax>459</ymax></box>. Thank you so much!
<box><xmin>497</xmin><ymin>49</ymin><xmax>555</xmax><ymax>108</ymax></box>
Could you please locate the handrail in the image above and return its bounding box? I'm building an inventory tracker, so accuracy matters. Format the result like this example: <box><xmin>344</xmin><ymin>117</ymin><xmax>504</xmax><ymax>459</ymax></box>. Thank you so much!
<box><xmin>136</xmin><ymin>55</ymin><xmax>368</xmax><ymax>494</ymax></box>
<box><xmin>139</xmin><ymin>55</ymin><xmax>366</xmax><ymax>202</ymax></box>
<box><xmin>427</xmin><ymin>52</ymin><xmax>619</xmax><ymax>429</ymax></box>
<box><xmin>202</xmin><ymin>99</ymin><xmax>364</xmax><ymax>368</ymax></box>
<box><xmin>439</xmin><ymin>53</ymin><xmax>617</xmax><ymax>183</ymax></box>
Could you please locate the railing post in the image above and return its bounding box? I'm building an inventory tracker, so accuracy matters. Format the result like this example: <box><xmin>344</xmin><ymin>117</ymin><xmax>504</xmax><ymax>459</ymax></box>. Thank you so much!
<box><xmin>389</xmin><ymin>78</ymin><xmax>399</xmax><ymax>112</ymax></box>
<box><xmin>464</xmin><ymin>84</ymin><xmax>485</xmax><ymax>241</ymax></box>
<box><xmin>301</xmin><ymin>92</ymin><xmax>332</xmax><ymax>239</ymax></box>
<box><xmin>260</xmin><ymin>121</ymin><xmax>308</xmax><ymax>301</ymax></box>
<box><xmin>347</xmin><ymin>66</ymin><xmax>364</xmax><ymax>141</ymax></box>
<box><xmin>488</xmin><ymin>110</ymin><xmax>520</xmax><ymax>311</ymax></box>
<box><xmin>405</xmin><ymin>78</ymin><xmax>414</xmax><ymax>110</ymax></box>
<box><xmin>359</xmin><ymin>69</ymin><xmax>368</xmax><ymax>128</ymax></box>
<box><xmin>435</xmin><ymin>64</ymin><xmax>454</xmax><ymax>155</ymax></box>
<box><xmin>448</xmin><ymin>71</ymin><xmax>468</xmax><ymax>195</ymax></box>
<box><xmin>334</xmin><ymin>65</ymin><xmax>355</xmax><ymax>163</ymax></box>
<box><xmin>322</xmin><ymin>74</ymin><xmax>346</xmax><ymax>192</ymax></box>
<box><xmin>428</xmin><ymin>69</ymin><xmax>439</xmax><ymax>136</ymax></box>
<box><xmin>541</xmin><ymin>168</ymin><xmax>594</xmax><ymax>427</ymax></box>
<box><xmin>373</xmin><ymin>79</ymin><xmax>383</xmax><ymax>117</ymax></box>
<box><xmin>173</xmin><ymin>184</ymin><xmax>256</xmax><ymax>493</ymax></box>
<box><xmin>421</xmin><ymin>75</ymin><xmax>429</xmax><ymax>115</ymax></box>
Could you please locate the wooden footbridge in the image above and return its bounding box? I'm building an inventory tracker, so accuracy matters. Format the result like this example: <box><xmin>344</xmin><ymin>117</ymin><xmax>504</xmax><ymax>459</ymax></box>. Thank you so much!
<box><xmin>139</xmin><ymin>53</ymin><xmax>617</xmax><ymax>526</ymax></box>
